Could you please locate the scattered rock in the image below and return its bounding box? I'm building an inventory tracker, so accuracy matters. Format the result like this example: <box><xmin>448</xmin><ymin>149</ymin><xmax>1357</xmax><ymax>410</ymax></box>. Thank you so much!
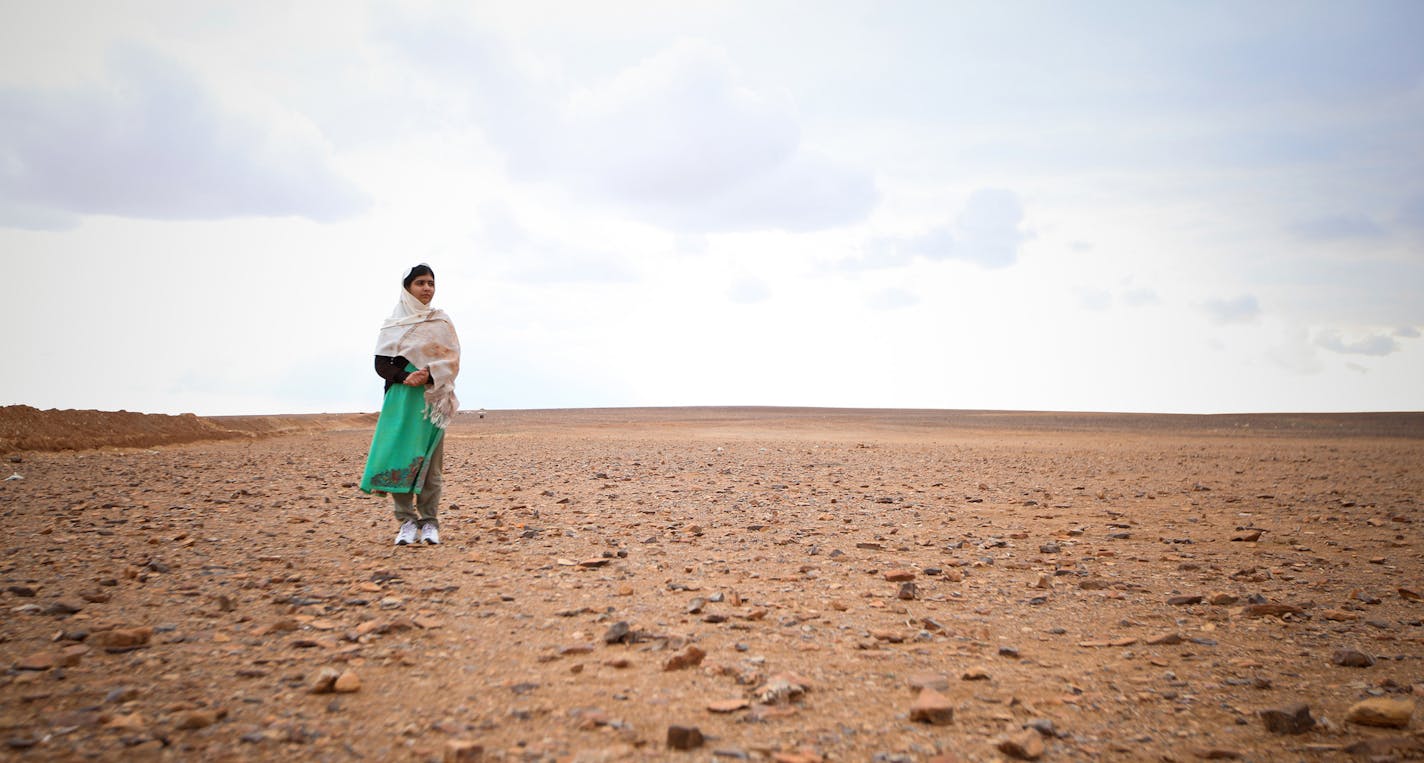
<box><xmin>663</xmin><ymin>645</ymin><xmax>706</xmax><ymax>671</ymax></box>
<box><xmin>1243</xmin><ymin>603</ymin><xmax>1305</xmax><ymax>618</ymax></box>
<box><xmin>173</xmin><ymin>709</ymin><xmax>222</xmax><ymax>730</ymax></box>
<box><xmin>667</xmin><ymin>725</ymin><xmax>704</xmax><ymax>750</ymax></box>
<box><xmin>996</xmin><ymin>729</ymin><xmax>1044</xmax><ymax>760</ymax></box>
<box><xmin>909</xmin><ymin>688</ymin><xmax>954</xmax><ymax>725</ymax></box>
<box><xmin>333</xmin><ymin>670</ymin><xmax>361</xmax><ymax>693</ymax></box>
<box><xmin>89</xmin><ymin>626</ymin><xmax>152</xmax><ymax>651</ymax></box>
<box><xmin>444</xmin><ymin>740</ymin><xmax>484</xmax><ymax>762</ymax></box>
<box><xmin>1332</xmin><ymin>648</ymin><xmax>1375</xmax><ymax>668</ymax></box>
<box><xmin>1259</xmin><ymin>703</ymin><xmax>1314</xmax><ymax>734</ymax></box>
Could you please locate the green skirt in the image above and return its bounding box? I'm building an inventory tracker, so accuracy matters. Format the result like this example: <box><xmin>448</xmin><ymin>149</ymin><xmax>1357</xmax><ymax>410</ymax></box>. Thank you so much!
<box><xmin>360</xmin><ymin>371</ymin><xmax>444</xmax><ymax>495</ymax></box>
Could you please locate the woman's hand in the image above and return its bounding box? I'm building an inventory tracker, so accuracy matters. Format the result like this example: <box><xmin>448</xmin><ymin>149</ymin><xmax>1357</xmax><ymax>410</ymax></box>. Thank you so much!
<box><xmin>403</xmin><ymin>369</ymin><xmax>430</xmax><ymax>386</ymax></box>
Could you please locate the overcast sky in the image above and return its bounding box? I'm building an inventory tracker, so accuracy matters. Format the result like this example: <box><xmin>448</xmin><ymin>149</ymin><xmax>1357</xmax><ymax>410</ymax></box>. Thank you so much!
<box><xmin>2</xmin><ymin>1</ymin><xmax>1422</xmax><ymax>416</ymax></box>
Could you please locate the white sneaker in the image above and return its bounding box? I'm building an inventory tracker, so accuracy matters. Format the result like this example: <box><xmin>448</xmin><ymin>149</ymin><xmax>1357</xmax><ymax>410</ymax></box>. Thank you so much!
<box><xmin>395</xmin><ymin>520</ymin><xmax>418</xmax><ymax>546</ymax></box>
<box><xmin>419</xmin><ymin>523</ymin><xmax>440</xmax><ymax>545</ymax></box>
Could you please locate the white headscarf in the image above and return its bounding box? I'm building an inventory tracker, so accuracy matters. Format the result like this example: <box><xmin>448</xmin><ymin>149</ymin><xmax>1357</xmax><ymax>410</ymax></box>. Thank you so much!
<box><xmin>374</xmin><ymin>265</ymin><xmax>461</xmax><ymax>429</ymax></box>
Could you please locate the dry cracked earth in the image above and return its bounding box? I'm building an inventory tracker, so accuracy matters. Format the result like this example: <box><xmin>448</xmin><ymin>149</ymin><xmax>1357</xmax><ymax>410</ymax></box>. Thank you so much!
<box><xmin>2</xmin><ymin>407</ymin><xmax>1423</xmax><ymax>762</ymax></box>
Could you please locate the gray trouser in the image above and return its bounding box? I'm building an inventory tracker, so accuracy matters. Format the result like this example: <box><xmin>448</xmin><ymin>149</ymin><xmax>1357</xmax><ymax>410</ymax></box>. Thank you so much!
<box><xmin>392</xmin><ymin>435</ymin><xmax>443</xmax><ymax>527</ymax></box>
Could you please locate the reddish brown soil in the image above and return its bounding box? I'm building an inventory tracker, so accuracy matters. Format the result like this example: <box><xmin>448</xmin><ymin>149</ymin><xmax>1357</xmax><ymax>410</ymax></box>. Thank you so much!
<box><xmin>1</xmin><ymin>407</ymin><xmax>1422</xmax><ymax>762</ymax></box>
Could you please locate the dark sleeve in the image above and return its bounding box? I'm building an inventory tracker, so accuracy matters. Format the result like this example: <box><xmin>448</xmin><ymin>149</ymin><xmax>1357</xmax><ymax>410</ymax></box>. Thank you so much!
<box><xmin>374</xmin><ymin>355</ymin><xmax>410</xmax><ymax>390</ymax></box>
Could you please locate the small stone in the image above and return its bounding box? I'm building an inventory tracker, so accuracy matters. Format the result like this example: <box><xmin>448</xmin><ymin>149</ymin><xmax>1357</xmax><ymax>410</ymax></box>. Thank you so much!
<box><xmin>16</xmin><ymin>651</ymin><xmax>56</xmax><ymax>671</ymax></box>
<box><xmin>909</xmin><ymin>688</ymin><xmax>954</xmax><ymax>725</ymax></box>
<box><xmin>444</xmin><ymin>740</ymin><xmax>484</xmax><ymax>762</ymax></box>
<box><xmin>104</xmin><ymin>713</ymin><xmax>147</xmax><ymax>732</ymax></box>
<box><xmin>707</xmin><ymin>699</ymin><xmax>750</xmax><ymax>713</ymax></box>
<box><xmin>1345</xmin><ymin>697</ymin><xmax>1414</xmax><ymax>728</ymax></box>
<box><xmin>663</xmin><ymin>645</ymin><xmax>706</xmax><ymax>671</ymax></box>
<box><xmin>1195</xmin><ymin>749</ymin><xmax>1242</xmax><ymax>759</ymax></box>
<box><xmin>174</xmin><ymin>709</ymin><xmax>221</xmax><ymax>730</ymax></box>
<box><xmin>603</xmin><ymin>621</ymin><xmax>632</xmax><ymax>644</ymax></box>
<box><xmin>1025</xmin><ymin>718</ymin><xmax>1055</xmax><ymax>737</ymax></box>
<box><xmin>998</xmin><ymin>646</ymin><xmax>1020</xmax><ymax>658</ymax></box>
<box><xmin>333</xmin><ymin>671</ymin><xmax>361</xmax><ymax>693</ymax></box>
<box><xmin>1147</xmin><ymin>632</ymin><xmax>1184</xmax><ymax>645</ymax></box>
<box><xmin>1332</xmin><ymin>648</ymin><xmax>1375</xmax><ymax>668</ymax></box>
<box><xmin>309</xmin><ymin>667</ymin><xmax>341</xmax><ymax>694</ymax></box>
<box><xmin>1207</xmin><ymin>592</ymin><xmax>1239</xmax><ymax>605</ymax></box>
<box><xmin>1231</xmin><ymin>530</ymin><xmax>1262</xmax><ymax>542</ymax></box>
<box><xmin>667</xmin><ymin>725</ymin><xmax>704</xmax><ymax>750</ymax></box>
<box><xmin>884</xmin><ymin>569</ymin><xmax>916</xmax><ymax>582</ymax></box>
<box><xmin>1167</xmin><ymin>595</ymin><xmax>1203</xmax><ymax>606</ymax></box>
<box><xmin>90</xmin><ymin>626</ymin><xmax>152</xmax><ymax>650</ymax></box>
<box><xmin>756</xmin><ymin>674</ymin><xmax>810</xmax><ymax>705</ymax></box>
<box><xmin>106</xmin><ymin>687</ymin><xmax>141</xmax><ymax>703</ymax></box>
<box><xmin>1259</xmin><ymin>703</ymin><xmax>1315</xmax><ymax>734</ymax></box>
<box><xmin>908</xmin><ymin>673</ymin><xmax>950</xmax><ymax>691</ymax></box>
<box><xmin>46</xmin><ymin>599</ymin><xmax>84</xmax><ymax>615</ymax></box>
<box><xmin>896</xmin><ymin>582</ymin><xmax>918</xmax><ymax>600</ymax></box>
<box><xmin>961</xmin><ymin>667</ymin><xmax>991</xmax><ymax>681</ymax></box>
<box><xmin>997</xmin><ymin>729</ymin><xmax>1044</xmax><ymax>760</ymax></box>
<box><xmin>1242</xmin><ymin>603</ymin><xmax>1304</xmax><ymax>618</ymax></box>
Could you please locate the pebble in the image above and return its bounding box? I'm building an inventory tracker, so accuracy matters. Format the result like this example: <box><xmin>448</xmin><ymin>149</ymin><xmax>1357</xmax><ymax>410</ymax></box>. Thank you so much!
<box><xmin>444</xmin><ymin>740</ymin><xmax>484</xmax><ymax>762</ymax></box>
<box><xmin>1259</xmin><ymin>703</ymin><xmax>1314</xmax><ymax>734</ymax></box>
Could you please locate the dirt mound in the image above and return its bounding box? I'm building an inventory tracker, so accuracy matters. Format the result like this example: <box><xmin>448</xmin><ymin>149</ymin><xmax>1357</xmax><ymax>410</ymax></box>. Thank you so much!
<box><xmin>0</xmin><ymin>405</ymin><xmax>252</xmax><ymax>454</ymax></box>
<box><xmin>0</xmin><ymin>407</ymin><xmax>381</xmax><ymax>455</ymax></box>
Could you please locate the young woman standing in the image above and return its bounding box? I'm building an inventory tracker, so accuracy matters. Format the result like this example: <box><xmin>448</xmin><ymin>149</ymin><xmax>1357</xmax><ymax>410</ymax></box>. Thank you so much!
<box><xmin>360</xmin><ymin>264</ymin><xmax>461</xmax><ymax>545</ymax></box>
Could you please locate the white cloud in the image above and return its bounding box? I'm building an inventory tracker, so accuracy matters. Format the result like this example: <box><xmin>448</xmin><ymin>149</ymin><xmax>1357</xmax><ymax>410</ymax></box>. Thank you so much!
<box><xmin>867</xmin><ymin>286</ymin><xmax>919</xmax><ymax>311</ymax></box>
<box><xmin>1291</xmin><ymin>215</ymin><xmax>1387</xmax><ymax>240</ymax></box>
<box><xmin>0</xmin><ymin>46</ymin><xmax>369</xmax><ymax>227</ymax></box>
<box><xmin>1315</xmin><ymin>328</ymin><xmax>1401</xmax><ymax>356</ymax></box>
<box><xmin>840</xmin><ymin>188</ymin><xmax>1031</xmax><ymax>271</ymax></box>
<box><xmin>555</xmin><ymin>41</ymin><xmax>878</xmax><ymax>232</ymax></box>
<box><xmin>1122</xmin><ymin>287</ymin><xmax>1160</xmax><ymax>307</ymax></box>
<box><xmin>475</xmin><ymin>203</ymin><xmax>635</xmax><ymax>284</ymax></box>
<box><xmin>1077</xmin><ymin>287</ymin><xmax>1112</xmax><ymax>311</ymax></box>
<box><xmin>381</xmin><ymin>27</ymin><xmax>877</xmax><ymax>234</ymax></box>
<box><xmin>1203</xmin><ymin>294</ymin><xmax>1262</xmax><ymax>325</ymax></box>
<box><xmin>727</xmin><ymin>276</ymin><xmax>770</xmax><ymax>304</ymax></box>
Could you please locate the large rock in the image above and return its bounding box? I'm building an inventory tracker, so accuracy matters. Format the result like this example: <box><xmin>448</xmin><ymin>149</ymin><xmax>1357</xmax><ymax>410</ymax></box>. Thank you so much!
<box><xmin>1345</xmin><ymin>698</ymin><xmax>1414</xmax><ymax>728</ymax></box>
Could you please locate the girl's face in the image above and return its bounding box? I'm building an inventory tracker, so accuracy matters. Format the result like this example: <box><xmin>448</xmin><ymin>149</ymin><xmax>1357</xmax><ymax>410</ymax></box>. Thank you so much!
<box><xmin>408</xmin><ymin>274</ymin><xmax>435</xmax><ymax>305</ymax></box>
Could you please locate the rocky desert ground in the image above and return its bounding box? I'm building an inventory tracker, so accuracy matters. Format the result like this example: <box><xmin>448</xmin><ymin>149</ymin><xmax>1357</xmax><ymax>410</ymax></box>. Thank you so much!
<box><xmin>2</xmin><ymin>405</ymin><xmax>1423</xmax><ymax>762</ymax></box>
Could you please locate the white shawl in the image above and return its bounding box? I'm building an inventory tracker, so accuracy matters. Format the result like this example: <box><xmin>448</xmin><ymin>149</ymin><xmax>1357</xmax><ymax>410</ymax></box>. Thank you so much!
<box><xmin>374</xmin><ymin>285</ymin><xmax>461</xmax><ymax>429</ymax></box>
